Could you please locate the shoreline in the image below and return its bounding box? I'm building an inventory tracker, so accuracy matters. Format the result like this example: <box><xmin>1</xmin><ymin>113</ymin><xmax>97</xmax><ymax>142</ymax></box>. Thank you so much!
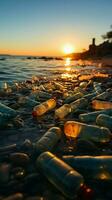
<box><xmin>75</xmin><ymin>57</ymin><xmax>112</xmax><ymax>68</ymax></box>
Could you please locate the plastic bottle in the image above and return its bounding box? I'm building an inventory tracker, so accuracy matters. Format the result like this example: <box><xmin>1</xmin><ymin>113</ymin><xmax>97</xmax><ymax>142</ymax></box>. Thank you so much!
<box><xmin>36</xmin><ymin>91</ymin><xmax>52</xmax><ymax>99</ymax></box>
<box><xmin>36</xmin><ymin>151</ymin><xmax>84</xmax><ymax>199</ymax></box>
<box><xmin>0</xmin><ymin>112</ymin><xmax>11</xmax><ymax>127</ymax></box>
<box><xmin>93</xmin><ymin>82</ymin><xmax>102</xmax><ymax>94</ymax></box>
<box><xmin>63</xmin><ymin>155</ymin><xmax>112</xmax><ymax>181</ymax></box>
<box><xmin>0</xmin><ymin>81</ymin><xmax>13</xmax><ymax>93</ymax></box>
<box><xmin>30</xmin><ymin>91</ymin><xmax>52</xmax><ymax>101</ymax></box>
<box><xmin>92</xmin><ymin>100</ymin><xmax>112</xmax><ymax>110</ymax></box>
<box><xmin>79</xmin><ymin>109</ymin><xmax>112</xmax><ymax>123</ymax></box>
<box><xmin>34</xmin><ymin>127</ymin><xmax>62</xmax><ymax>156</ymax></box>
<box><xmin>18</xmin><ymin>96</ymin><xmax>40</xmax><ymax>107</ymax></box>
<box><xmin>32</xmin><ymin>98</ymin><xmax>56</xmax><ymax>117</ymax></box>
<box><xmin>0</xmin><ymin>102</ymin><xmax>17</xmax><ymax>117</ymax></box>
<box><xmin>74</xmin><ymin>87</ymin><xmax>87</xmax><ymax>94</ymax></box>
<box><xmin>55</xmin><ymin>104</ymin><xmax>71</xmax><ymax>119</ymax></box>
<box><xmin>0</xmin><ymin>82</ymin><xmax>8</xmax><ymax>91</ymax></box>
<box><xmin>93</xmin><ymin>90</ymin><xmax>111</xmax><ymax>101</ymax></box>
<box><xmin>64</xmin><ymin>92</ymin><xmax>83</xmax><ymax>104</ymax></box>
<box><xmin>53</xmin><ymin>82</ymin><xmax>65</xmax><ymax>91</ymax></box>
<box><xmin>96</xmin><ymin>114</ymin><xmax>112</xmax><ymax>131</ymax></box>
<box><xmin>83</xmin><ymin>92</ymin><xmax>97</xmax><ymax>100</ymax></box>
<box><xmin>70</xmin><ymin>98</ymin><xmax>88</xmax><ymax>112</ymax></box>
<box><xmin>79</xmin><ymin>81</ymin><xmax>88</xmax><ymax>88</ymax></box>
<box><xmin>64</xmin><ymin>121</ymin><xmax>111</xmax><ymax>143</ymax></box>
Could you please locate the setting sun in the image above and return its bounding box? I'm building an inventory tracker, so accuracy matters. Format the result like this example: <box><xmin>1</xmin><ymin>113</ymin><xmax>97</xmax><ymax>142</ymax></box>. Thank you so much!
<box><xmin>63</xmin><ymin>44</ymin><xmax>75</xmax><ymax>54</ymax></box>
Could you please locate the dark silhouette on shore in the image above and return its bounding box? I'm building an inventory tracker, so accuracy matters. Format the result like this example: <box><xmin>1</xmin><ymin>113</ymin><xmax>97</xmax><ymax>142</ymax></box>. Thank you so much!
<box><xmin>69</xmin><ymin>26</ymin><xmax>112</xmax><ymax>60</ymax></box>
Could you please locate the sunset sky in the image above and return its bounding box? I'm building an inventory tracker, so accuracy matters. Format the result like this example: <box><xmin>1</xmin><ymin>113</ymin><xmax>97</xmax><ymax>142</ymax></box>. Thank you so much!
<box><xmin>0</xmin><ymin>0</ymin><xmax>112</xmax><ymax>56</ymax></box>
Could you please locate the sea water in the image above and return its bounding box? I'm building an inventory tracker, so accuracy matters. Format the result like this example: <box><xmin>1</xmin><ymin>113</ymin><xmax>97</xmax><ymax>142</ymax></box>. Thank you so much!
<box><xmin>0</xmin><ymin>56</ymin><xmax>100</xmax><ymax>83</ymax></box>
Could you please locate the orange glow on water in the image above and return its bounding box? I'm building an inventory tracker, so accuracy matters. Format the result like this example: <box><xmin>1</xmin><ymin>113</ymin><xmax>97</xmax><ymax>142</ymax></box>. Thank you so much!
<box><xmin>65</xmin><ymin>57</ymin><xmax>71</xmax><ymax>66</ymax></box>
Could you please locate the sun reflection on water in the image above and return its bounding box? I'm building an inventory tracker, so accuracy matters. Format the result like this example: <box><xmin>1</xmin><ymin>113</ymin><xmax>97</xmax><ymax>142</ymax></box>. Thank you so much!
<box><xmin>61</xmin><ymin>57</ymin><xmax>73</xmax><ymax>79</ymax></box>
<box><xmin>65</xmin><ymin>57</ymin><xmax>71</xmax><ymax>66</ymax></box>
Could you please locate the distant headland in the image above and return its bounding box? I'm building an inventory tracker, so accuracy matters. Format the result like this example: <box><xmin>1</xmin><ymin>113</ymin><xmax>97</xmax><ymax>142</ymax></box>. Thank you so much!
<box><xmin>69</xmin><ymin>38</ymin><xmax>112</xmax><ymax>60</ymax></box>
<box><xmin>68</xmin><ymin>26</ymin><xmax>112</xmax><ymax>66</ymax></box>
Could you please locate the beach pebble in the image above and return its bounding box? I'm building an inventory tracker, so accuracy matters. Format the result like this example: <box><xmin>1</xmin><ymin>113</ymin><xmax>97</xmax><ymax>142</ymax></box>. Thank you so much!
<box><xmin>9</xmin><ymin>153</ymin><xmax>30</xmax><ymax>167</ymax></box>
<box><xmin>25</xmin><ymin>197</ymin><xmax>44</xmax><ymax>200</ymax></box>
<box><xmin>0</xmin><ymin>163</ymin><xmax>11</xmax><ymax>184</ymax></box>
<box><xmin>11</xmin><ymin>167</ymin><xmax>26</xmax><ymax>180</ymax></box>
<box><xmin>21</xmin><ymin>139</ymin><xmax>33</xmax><ymax>152</ymax></box>
<box><xmin>2</xmin><ymin>193</ymin><xmax>23</xmax><ymax>200</ymax></box>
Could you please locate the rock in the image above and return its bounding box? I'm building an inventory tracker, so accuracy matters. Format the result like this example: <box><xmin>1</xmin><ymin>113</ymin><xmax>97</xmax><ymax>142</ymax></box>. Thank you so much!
<box><xmin>11</xmin><ymin>167</ymin><xmax>26</xmax><ymax>180</ymax></box>
<box><xmin>21</xmin><ymin>139</ymin><xmax>33</xmax><ymax>152</ymax></box>
<box><xmin>25</xmin><ymin>197</ymin><xmax>44</xmax><ymax>200</ymax></box>
<box><xmin>0</xmin><ymin>163</ymin><xmax>10</xmax><ymax>184</ymax></box>
<box><xmin>10</xmin><ymin>153</ymin><xmax>30</xmax><ymax>167</ymax></box>
<box><xmin>2</xmin><ymin>193</ymin><xmax>23</xmax><ymax>200</ymax></box>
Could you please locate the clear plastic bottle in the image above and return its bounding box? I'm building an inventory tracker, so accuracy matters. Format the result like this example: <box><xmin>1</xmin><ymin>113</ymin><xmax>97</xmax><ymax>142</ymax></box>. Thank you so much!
<box><xmin>93</xmin><ymin>90</ymin><xmax>112</xmax><ymax>101</ymax></box>
<box><xmin>30</xmin><ymin>91</ymin><xmax>52</xmax><ymax>101</ymax></box>
<box><xmin>34</xmin><ymin>127</ymin><xmax>62</xmax><ymax>156</ymax></box>
<box><xmin>0</xmin><ymin>82</ymin><xmax>8</xmax><ymax>91</ymax></box>
<box><xmin>93</xmin><ymin>82</ymin><xmax>102</xmax><ymax>94</ymax></box>
<box><xmin>74</xmin><ymin>87</ymin><xmax>87</xmax><ymax>94</ymax></box>
<box><xmin>64</xmin><ymin>92</ymin><xmax>83</xmax><ymax>104</ymax></box>
<box><xmin>92</xmin><ymin>100</ymin><xmax>112</xmax><ymax>110</ymax></box>
<box><xmin>0</xmin><ymin>102</ymin><xmax>17</xmax><ymax>117</ymax></box>
<box><xmin>53</xmin><ymin>82</ymin><xmax>65</xmax><ymax>91</ymax></box>
<box><xmin>18</xmin><ymin>96</ymin><xmax>39</xmax><ymax>107</ymax></box>
<box><xmin>55</xmin><ymin>104</ymin><xmax>71</xmax><ymax>119</ymax></box>
<box><xmin>32</xmin><ymin>98</ymin><xmax>56</xmax><ymax>117</ymax></box>
<box><xmin>0</xmin><ymin>82</ymin><xmax>12</xmax><ymax>94</ymax></box>
<box><xmin>64</xmin><ymin>121</ymin><xmax>111</xmax><ymax>143</ymax></box>
<box><xmin>79</xmin><ymin>109</ymin><xmax>112</xmax><ymax>123</ymax></box>
<box><xmin>96</xmin><ymin>114</ymin><xmax>112</xmax><ymax>131</ymax></box>
<box><xmin>36</xmin><ymin>151</ymin><xmax>84</xmax><ymax>199</ymax></box>
<box><xmin>63</xmin><ymin>155</ymin><xmax>112</xmax><ymax>181</ymax></box>
<box><xmin>70</xmin><ymin>98</ymin><xmax>88</xmax><ymax>112</ymax></box>
<box><xmin>83</xmin><ymin>92</ymin><xmax>97</xmax><ymax>100</ymax></box>
<box><xmin>79</xmin><ymin>81</ymin><xmax>88</xmax><ymax>88</ymax></box>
